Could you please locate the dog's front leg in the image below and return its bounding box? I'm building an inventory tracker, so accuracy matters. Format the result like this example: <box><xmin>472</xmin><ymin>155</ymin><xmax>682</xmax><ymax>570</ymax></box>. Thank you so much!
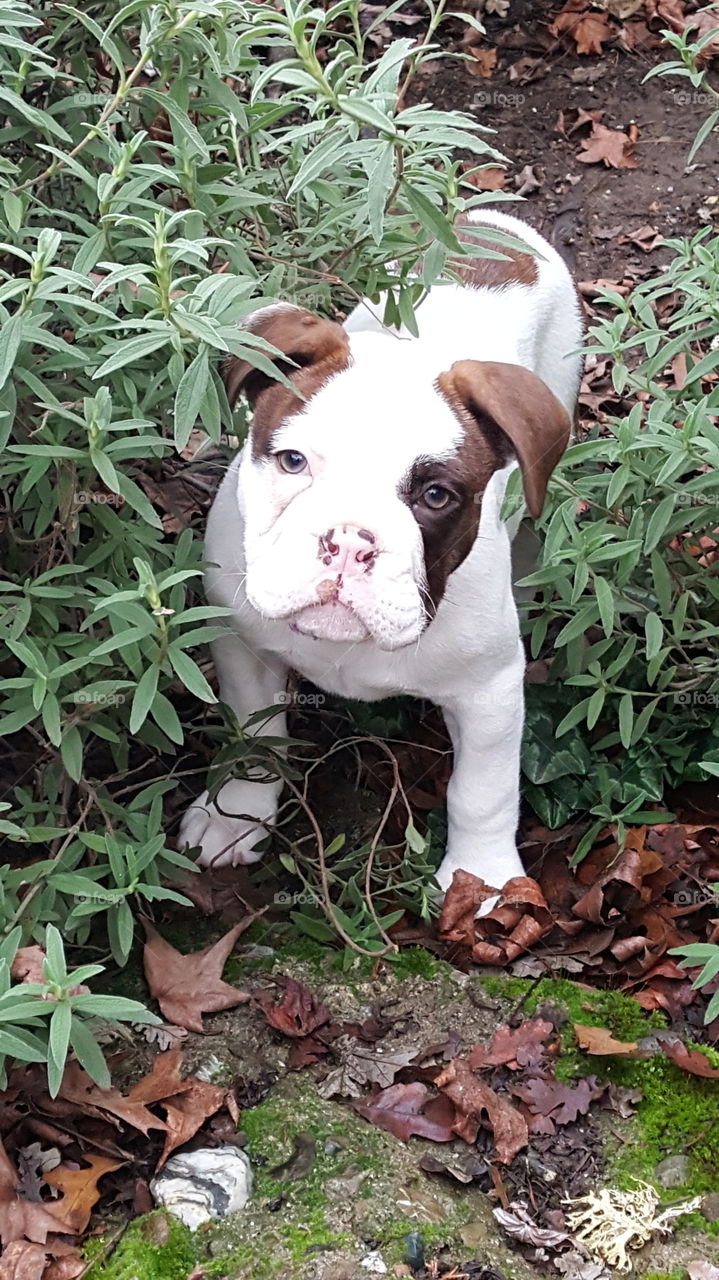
<box><xmin>435</xmin><ymin>648</ymin><xmax>526</xmax><ymax>895</ymax></box>
<box><xmin>180</xmin><ymin>633</ymin><xmax>288</xmax><ymax>868</ymax></box>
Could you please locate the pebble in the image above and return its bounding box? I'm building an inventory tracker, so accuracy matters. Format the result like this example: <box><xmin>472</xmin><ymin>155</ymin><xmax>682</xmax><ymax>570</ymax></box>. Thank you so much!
<box><xmin>151</xmin><ymin>1147</ymin><xmax>252</xmax><ymax>1230</ymax></box>
<box><xmin>360</xmin><ymin>1252</ymin><xmax>388</xmax><ymax>1274</ymax></box>
<box><xmin>655</xmin><ymin>1154</ymin><xmax>690</xmax><ymax>1189</ymax></box>
<box><xmin>702</xmin><ymin>1192</ymin><xmax>719</xmax><ymax>1222</ymax></box>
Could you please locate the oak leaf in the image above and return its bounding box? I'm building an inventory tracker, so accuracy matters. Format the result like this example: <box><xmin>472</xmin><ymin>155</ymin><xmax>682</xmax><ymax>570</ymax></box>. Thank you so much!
<box><xmin>0</xmin><ymin>1141</ymin><xmax>74</xmax><ymax>1247</ymax></box>
<box><xmin>43</xmin><ymin>1157</ymin><xmax>122</xmax><ymax>1233</ymax></box>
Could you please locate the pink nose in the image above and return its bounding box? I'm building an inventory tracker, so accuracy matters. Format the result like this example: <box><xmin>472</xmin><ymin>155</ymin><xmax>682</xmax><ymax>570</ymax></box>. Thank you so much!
<box><xmin>317</xmin><ymin>525</ymin><xmax>378</xmax><ymax>576</ymax></box>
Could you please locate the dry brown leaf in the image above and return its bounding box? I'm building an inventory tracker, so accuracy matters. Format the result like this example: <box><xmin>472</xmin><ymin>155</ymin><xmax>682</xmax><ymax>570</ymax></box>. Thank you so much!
<box><xmin>43</xmin><ymin>1157</ymin><xmax>122</xmax><ymax>1234</ymax></box>
<box><xmin>550</xmin><ymin>4</ymin><xmax>614</xmax><ymax>55</ymax></box>
<box><xmin>256</xmin><ymin>975</ymin><xmax>329</xmax><ymax>1039</ymax></box>
<box><xmin>435</xmin><ymin>1058</ymin><xmax>528</xmax><ymax>1163</ymax></box>
<box><xmin>159</xmin><ymin>1078</ymin><xmax>229</xmax><ymax>1166</ymax></box>
<box><xmin>466</xmin><ymin>47</ymin><xmax>497</xmax><ymax>78</ymax></box>
<box><xmin>662</xmin><ymin>1041</ymin><xmax>719</xmax><ymax>1079</ymax></box>
<box><xmin>127</xmin><ymin>1049</ymin><xmax>192</xmax><ymax>1105</ymax></box>
<box><xmin>143</xmin><ymin>919</ymin><xmax>254</xmax><ymax>1033</ymax></box>
<box><xmin>0</xmin><ymin>1240</ymin><xmax>47</xmax><ymax>1280</ymax></box>
<box><xmin>573</xmin><ymin>1024</ymin><xmax>648</xmax><ymax>1058</ymax></box>
<box><xmin>353</xmin><ymin>1082</ymin><xmax>456</xmax><ymax>1144</ymax></box>
<box><xmin>462</xmin><ymin>165</ymin><xmax>505</xmax><ymax>192</ymax></box>
<box><xmin>0</xmin><ymin>1141</ymin><xmax>74</xmax><ymax>1247</ymax></box>
<box><xmin>58</xmin><ymin>1063</ymin><xmax>166</xmax><ymax>1137</ymax></box>
<box><xmin>577</xmin><ymin>121</ymin><xmax>639</xmax><ymax>168</ymax></box>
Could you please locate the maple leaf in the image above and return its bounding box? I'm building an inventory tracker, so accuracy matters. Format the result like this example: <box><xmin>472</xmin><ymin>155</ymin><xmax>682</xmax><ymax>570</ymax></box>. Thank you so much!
<box><xmin>577</xmin><ymin>121</ymin><xmax>639</xmax><ymax>169</ymax></box>
<box><xmin>0</xmin><ymin>1140</ymin><xmax>74</xmax><ymax>1247</ymax></box>
<box><xmin>435</xmin><ymin>1058</ymin><xmax>528</xmax><ymax>1164</ymax></box>
<box><xmin>143</xmin><ymin>920</ymin><xmax>253</xmax><ymax>1033</ymax></box>
<box><xmin>256</xmin><ymin>976</ymin><xmax>329</xmax><ymax>1038</ymax></box>
<box><xmin>353</xmin><ymin>1082</ymin><xmax>456</xmax><ymax>1143</ymax></box>
<box><xmin>43</xmin><ymin>1156</ymin><xmax>122</xmax><ymax>1233</ymax></box>
<box><xmin>468</xmin><ymin>1019</ymin><xmax>554</xmax><ymax>1071</ymax></box>
<box><xmin>662</xmin><ymin>1041</ymin><xmax>719</xmax><ymax>1079</ymax></box>
<box><xmin>318</xmin><ymin>1037</ymin><xmax>416</xmax><ymax>1099</ymax></box>
<box><xmin>58</xmin><ymin>1062</ymin><xmax>166</xmax><ymax>1137</ymax></box>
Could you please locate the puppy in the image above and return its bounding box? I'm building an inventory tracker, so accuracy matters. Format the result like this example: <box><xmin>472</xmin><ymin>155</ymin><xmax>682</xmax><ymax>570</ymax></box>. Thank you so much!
<box><xmin>180</xmin><ymin>209</ymin><xmax>583</xmax><ymax>895</ymax></box>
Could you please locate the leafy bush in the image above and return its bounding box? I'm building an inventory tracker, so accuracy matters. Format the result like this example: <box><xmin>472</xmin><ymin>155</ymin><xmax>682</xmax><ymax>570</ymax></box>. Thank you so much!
<box><xmin>521</xmin><ymin>20</ymin><xmax>719</xmax><ymax>860</ymax></box>
<box><xmin>0</xmin><ymin>0</ymin><xmax>507</xmax><ymax>1074</ymax></box>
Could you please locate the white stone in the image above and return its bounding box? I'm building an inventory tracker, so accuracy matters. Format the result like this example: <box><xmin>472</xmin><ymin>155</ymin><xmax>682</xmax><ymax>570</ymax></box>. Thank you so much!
<box><xmin>151</xmin><ymin>1147</ymin><xmax>252</xmax><ymax>1231</ymax></box>
<box><xmin>360</xmin><ymin>1253</ymin><xmax>388</xmax><ymax>1275</ymax></box>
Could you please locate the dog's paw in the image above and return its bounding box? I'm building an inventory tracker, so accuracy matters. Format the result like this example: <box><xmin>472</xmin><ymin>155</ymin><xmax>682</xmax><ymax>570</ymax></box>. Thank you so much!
<box><xmin>434</xmin><ymin>843</ymin><xmax>524</xmax><ymax>906</ymax></box>
<box><xmin>179</xmin><ymin>780</ymin><xmax>278</xmax><ymax>868</ymax></box>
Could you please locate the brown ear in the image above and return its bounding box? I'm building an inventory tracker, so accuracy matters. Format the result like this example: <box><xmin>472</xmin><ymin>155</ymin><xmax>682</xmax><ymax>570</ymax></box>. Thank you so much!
<box><xmin>224</xmin><ymin>304</ymin><xmax>350</xmax><ymax>409</ymax></box>
<box><xmin>438</xmin><ymin>360</ymin><xmax>571</xmax><ymax>519</ymax></box>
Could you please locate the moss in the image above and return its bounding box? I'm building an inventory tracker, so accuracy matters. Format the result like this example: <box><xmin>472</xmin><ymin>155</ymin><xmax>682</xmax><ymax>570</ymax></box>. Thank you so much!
<box><xmin>86</xmin><ymin>1213</ymin><xmax>197</xmax><ymax>1280</ymax></box>
<box><xmin>640</xmin><ymin>1272</ymin><xmax>685</xmax><ymax>1280</ymax></box>
<box><xmin>384</xmin><ymin>945</ymin><xmax>449</xmax><ymax>981</ymax></box>
<box><xmin>480</xmin><ymin>975</ymin><xmax>717</xmax><ymax>1199</ymax></box>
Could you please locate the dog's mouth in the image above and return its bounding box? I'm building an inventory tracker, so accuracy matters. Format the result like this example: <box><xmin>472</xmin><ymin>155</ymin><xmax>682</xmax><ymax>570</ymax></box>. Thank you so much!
<box><xmin>289</xmin><ymin>597</ymin><xmax>370</xmax><ymax>643</ymax></box>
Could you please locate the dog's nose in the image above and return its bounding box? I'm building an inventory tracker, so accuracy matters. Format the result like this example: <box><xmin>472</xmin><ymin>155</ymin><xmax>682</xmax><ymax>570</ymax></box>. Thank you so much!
<box><xmin>318</xmin><ymin>524</ymin><xmax>378</xmax><ymax>574</ymax></box>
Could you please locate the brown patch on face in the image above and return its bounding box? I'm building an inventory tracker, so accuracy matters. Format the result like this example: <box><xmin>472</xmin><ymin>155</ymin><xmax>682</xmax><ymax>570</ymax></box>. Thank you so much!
<box><xmin>400</xmin><ymin>436</ymin><xmax>505</xmax><ymax>613</ymax></box>
<box><xmin>450</xmin><ymin>212</ymin><xmax>538</xmax><ymax>289</ymax></box>
<box><xmin>407</xmin><ymin>360</ymin><xmax>571</xmax><ymax>611</ymax></box>
<box><xmin>222</xmin><ymin>306</ymin><xmax>351</xmax><ymax>459</ymax></box>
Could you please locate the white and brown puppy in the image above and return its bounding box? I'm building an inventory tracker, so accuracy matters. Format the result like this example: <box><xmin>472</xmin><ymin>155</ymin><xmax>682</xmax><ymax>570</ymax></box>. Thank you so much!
<box><xmin>180</xmin><ymin>209</ymin><xmax>583</xmax><ymax>895</ymax></box>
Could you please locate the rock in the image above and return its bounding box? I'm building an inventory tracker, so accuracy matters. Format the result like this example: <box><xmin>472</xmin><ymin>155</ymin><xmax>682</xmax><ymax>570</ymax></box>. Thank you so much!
<box><xmin>460</xmin><ymin>1220</ymin><xmax>490</xmax><ymax>1250</ymax></box>
<box><xmin>140</xmin><ymin>1211</ymin><xmax>171</xmax><ymax>1246</ymax></box>
<box><xmin>360</xmin><ymin>1252</ymin><xmax>388</xmax><ymax>1274</ymax></box>
<box><xmin>702</xmin><ymin>1192</ymin><xmax>719</xmax><ymax>1222</ymax></box>
<box><xmin>151</xmin><ymin>1147</ymin><xmax>252</xmax><ymax>1230</ymax></box>
<box><xmin>655</xmin><ymin>1154</ymin><xmax>690</xmax><ymax>1188</ymax></box>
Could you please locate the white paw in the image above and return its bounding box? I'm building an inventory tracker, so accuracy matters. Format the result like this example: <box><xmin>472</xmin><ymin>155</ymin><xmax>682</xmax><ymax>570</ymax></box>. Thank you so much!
<box><xmin>434</xmin><ymin>843</ymin><xmax>525</xmax><ymax>900</ymax></box>
<box><xmin>179</xmin><ymin>779</ymin><xmax>279</xmax><ymax>868</ymax></box>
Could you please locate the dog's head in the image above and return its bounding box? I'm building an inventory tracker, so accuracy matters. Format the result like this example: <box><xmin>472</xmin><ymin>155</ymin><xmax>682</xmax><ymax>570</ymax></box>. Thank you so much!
<box><xmin>226</xmin><ymin>304</ymin><xmax>570</xmax><ymax>650</ymax></box>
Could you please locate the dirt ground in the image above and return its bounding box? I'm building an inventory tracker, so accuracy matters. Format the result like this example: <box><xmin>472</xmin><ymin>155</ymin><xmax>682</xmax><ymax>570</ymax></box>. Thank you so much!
<box><xmin>423</xmin><ymin>0</ymin><xmax>715</xmax><ymax>280</ymax></box>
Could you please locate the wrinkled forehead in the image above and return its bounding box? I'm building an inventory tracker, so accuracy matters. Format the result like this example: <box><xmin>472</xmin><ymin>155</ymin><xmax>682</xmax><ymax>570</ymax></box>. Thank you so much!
<box><xmin>266</xmin><ymin>340</ymin><xmax>464</xmax><ymax>476</ymax></box>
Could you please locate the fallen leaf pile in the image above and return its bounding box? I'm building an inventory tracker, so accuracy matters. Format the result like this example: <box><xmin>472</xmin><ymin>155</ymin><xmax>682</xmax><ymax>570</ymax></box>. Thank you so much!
<box><xmin>0</xmin><ymin>1042</ymin><xmax>239</xmax><ymax>1277</ymax></box>
<box><xmin>437</xmin><ymin>820</ymin><xmax>719</xmax><ymax>1029</ymax></box>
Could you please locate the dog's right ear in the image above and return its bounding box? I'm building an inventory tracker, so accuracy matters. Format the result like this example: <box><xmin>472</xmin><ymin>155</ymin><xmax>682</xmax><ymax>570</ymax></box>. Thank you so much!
<box><xmin>224</xmin><ymin>304</ymin><xmax>350</xmax><ymax>409</ymax></box>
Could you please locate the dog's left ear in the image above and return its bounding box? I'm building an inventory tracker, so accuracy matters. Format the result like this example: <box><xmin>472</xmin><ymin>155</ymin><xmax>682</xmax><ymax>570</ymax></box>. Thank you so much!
<box><xmin>438</xmin><ymin>360</ymin><xmax>571</xmax><ymax>519</ymax></box>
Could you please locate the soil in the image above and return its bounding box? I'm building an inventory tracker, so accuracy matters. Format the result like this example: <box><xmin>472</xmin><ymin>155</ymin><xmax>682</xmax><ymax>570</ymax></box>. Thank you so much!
<box><xmin>421</xmin><ymin>0</ymin><xmax>716</xmax><ymax>280</ymax></box>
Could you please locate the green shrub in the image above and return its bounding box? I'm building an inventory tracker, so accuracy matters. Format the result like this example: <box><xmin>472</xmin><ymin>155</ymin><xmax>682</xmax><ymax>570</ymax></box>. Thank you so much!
<box><xmin>521</xmin><ymin>19</ymin><xmax>719</xmax><ymax>858</ymax></box>
<box><xmin>0</xmin><ymin>0</ymin><xmax>508</xmax><ymax>1077</ymax></box>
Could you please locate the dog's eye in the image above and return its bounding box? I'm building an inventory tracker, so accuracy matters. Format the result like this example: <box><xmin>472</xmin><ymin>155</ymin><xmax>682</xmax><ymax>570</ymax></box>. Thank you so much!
<box><xmin>276</xmin><ymin>449</ymin><xmax>307</xmax><ymax>475</ymax></box>
<box><xmin>422</xmin><ymin>484</ymin><xmax>452</xmax><ymax>510</ymax></box>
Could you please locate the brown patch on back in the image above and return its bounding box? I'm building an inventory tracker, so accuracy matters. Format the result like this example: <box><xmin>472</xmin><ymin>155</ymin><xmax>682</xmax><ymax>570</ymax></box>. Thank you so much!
<box><xmin>222</xmin><ymin>306</ymin><xmax>350</xmax><ymax>458</ymax></box>
<box><xmin>451</xmin><ymin>212</ymin><xmax>538</xmax><ymax>290</ymax></box>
